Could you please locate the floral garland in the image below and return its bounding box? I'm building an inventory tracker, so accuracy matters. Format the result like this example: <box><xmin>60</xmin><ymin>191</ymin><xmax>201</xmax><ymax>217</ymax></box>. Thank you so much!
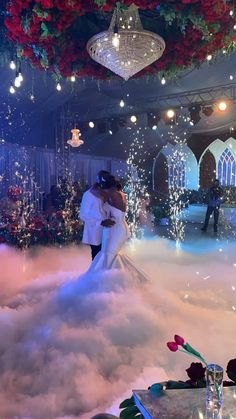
<box><xmin>4</xmin><ymin>1</ymin><xmax>236</xmax><ymax>80</ymax></box>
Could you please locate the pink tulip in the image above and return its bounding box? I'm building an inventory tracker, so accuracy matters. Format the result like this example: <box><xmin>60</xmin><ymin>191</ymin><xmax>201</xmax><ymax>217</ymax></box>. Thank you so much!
<box><xmin>174</xmin><ymin>335</ymin><xmax>185</xmax><ymax>346</ymax></box>
<box><xmin>167</xmin><ymin>342</ymin><xmax>179</xmax><ymax>352</ymax></box>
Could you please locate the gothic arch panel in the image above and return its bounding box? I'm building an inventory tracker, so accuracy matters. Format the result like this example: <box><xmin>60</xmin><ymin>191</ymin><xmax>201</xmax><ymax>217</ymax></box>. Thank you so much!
<box><xmin>199</xmin><ymin>150</ymin><xmax>216</xmax><ymax>189</ymax></box>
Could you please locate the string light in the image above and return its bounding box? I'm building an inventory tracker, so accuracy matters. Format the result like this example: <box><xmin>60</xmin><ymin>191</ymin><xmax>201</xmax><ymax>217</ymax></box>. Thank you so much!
<box><xmin>230</xmin><ymin>10</ymin><xmax>233</xmax><ymax>16</ymax></box>
<box><xmin>56</xmin><ymin>82</ymin><xmax>62</xmax><ymax>91</ymax></box>
<box><xmin>14</xmin><ymin>74</ymin><xmax>21</xmax><ymax>88</ymax></box>
<box><xmin>89</xmin><ymin>121</ymin><xmax>95</xmax><ymax>128</ymax></box>
<box><xmin>18</xmin><ymin>71</ymin><xmax>23</xmax><ymax>83</ymax></box>
<box><xmin>230</xmin><ymin>75</ymin><xmax>234</xmax><ymax>80</ymax></box>
<box><xmin>152</xmin><ymin>125</ymin><xmax>157</xmax><ymax>130</ymax></box>
<box><xmin>29</xmin><ymin>94</ymin><xmax>35</xmax><ymax>102</ymax></box>
<box><xmin>206</xmin><ymin>54</ymin><xmax>212</xmax><ymax>61</ymax></box>
<box><xmin>161</xmin><ymin>75</ymin><xmax>166</xmax><ymax>85</ymax></box>
<box><xmin>9</xmin><ymin>84</ymin><xmax>15</xmax><ymax>94</ymax></box>
<box><xmin>70</xmin><ymin>75</ymin><xmax>76</xmax><ymax>82</ymax></box>
<box><xmin>119</xmin><ymin>99</ymin><xmax>125</xmax><ymax>107</ymax></box>
<box><xmin>130</xmin><ymin>115</ymin><xmax>137</xmax><ymax>123</ymax></box>
<box><xmin>9</xmin><ymin>60</ymin><xmax>16</xmax><ymax>70</ymax></box>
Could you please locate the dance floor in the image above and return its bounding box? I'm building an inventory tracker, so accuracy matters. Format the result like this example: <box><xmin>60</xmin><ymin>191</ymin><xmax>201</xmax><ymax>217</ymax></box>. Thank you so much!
<box><xmin>1</xmin><ymin>232</ymin><xmax>236</xmax><ymax>418</ymax></box>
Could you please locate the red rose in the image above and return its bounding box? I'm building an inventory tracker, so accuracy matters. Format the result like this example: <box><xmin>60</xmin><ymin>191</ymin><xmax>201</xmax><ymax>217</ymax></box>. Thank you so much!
<box><xmin>167</xmin><ymin>342</ymin><xmax>178</xmax><ymax>352</ymax></box>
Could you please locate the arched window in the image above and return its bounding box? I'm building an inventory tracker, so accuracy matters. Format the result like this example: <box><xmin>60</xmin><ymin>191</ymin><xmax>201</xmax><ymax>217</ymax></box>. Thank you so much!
<box><xmin>168</xmin><ymin>159</ymin><xmax>185</xmax><ymax>188</ymax></box>
<box><xmin>218</xmin><ymin>148</ymin><xmax>236</xmax><ymax>186</ymax></box>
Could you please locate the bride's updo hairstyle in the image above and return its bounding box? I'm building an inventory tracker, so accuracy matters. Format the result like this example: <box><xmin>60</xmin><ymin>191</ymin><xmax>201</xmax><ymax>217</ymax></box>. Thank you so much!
<box><xmin>101</xmin><ymin>175</ymin><xmax>117</xmax><ymax>189</ymax></box>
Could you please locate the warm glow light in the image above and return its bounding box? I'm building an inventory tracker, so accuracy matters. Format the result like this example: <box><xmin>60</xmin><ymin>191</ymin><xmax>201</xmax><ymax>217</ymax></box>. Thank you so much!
<box><xmin>218</xmin><ymin>101</ymin><xmax>227</xmax><ymax>111</ymax></box>
<box><xmin>9</xmin><ymin>60</ymin><xmax>16</xmax><ymax>70</ymax></box>
<box><xmin>166</xmin><ymin>109</ymin><xmax>175</xmax><ymax>119</ymax></box>
<box><xmin>89</xmin><ymin>121</ymin><xmax>95</xmax><ymax>128</ymax></box>
<box><xmin>161</xmin><ymin>75</ymin><xmax>166</xmax><ymax>85</ymax></box>
<box><xmin>56</xmin><ymin>82</ymin><xmax>62</xmax><ymax>91</ymax></box>
<box><xmin>14</xmin><ymin>77</ymin><xmax>21</xmax><ymax>88</ymax></box>
<box><xmin>9</xmin><ymin>85</ymin><xmax>15</xmax><ymax>94</ymax></box>
<box><xmin>18</xmin><ymin>72</ymin><xmax>23</xmax><ymax>82</ymax></box>
<box><xmin>119</xmin><ymin>99</ymin><xmax>125</xmax><ymax>107</ymax></box>
<box><xmin>70</xmin><ymin>75</ymin><xmax>76</xmax><ymax>82</ymax></box>
<box><xmin>130</xmin><ymin>115</ymin><xmax>137</xmax><ymax>123</ymax></box>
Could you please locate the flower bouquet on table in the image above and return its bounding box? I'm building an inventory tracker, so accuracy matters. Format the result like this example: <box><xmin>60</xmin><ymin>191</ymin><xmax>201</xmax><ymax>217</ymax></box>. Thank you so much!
<box><xmin>119</xmin><ymin>335</ymin><xmax>236</xmax><ymax>418</ymax></box>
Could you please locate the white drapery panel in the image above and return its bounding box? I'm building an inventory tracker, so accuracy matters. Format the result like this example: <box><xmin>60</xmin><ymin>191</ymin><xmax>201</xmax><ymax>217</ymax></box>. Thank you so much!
<box><xmin>0</xmin><ymin>142</ymin><xmax>129</xmax><ymax>196</ymax></box>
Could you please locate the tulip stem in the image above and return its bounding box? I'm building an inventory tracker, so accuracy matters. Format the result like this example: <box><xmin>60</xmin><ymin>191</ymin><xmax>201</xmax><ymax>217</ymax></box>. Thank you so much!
<box><xmin>178</xmin><ymin>349</ymin><xmax>208</xmax><ymax>367</ymax></box>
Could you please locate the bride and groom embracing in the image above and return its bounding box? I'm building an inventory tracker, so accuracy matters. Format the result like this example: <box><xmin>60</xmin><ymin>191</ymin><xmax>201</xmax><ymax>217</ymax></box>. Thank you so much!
<box><xmin>80</xmin><ymin>170</ymin><xmax>148</xmax><ymax>281</ymax></box>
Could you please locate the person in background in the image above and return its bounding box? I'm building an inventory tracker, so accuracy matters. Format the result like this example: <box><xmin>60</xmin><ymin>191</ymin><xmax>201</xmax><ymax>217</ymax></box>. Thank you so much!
<box><xmin>80</xmin><ymin>170</ymin><xmax>115</xmax><ymax>260</ymax></box>
<box><xmin>201</xmin><ymin>178</ymin><xmax>223</xmax><ymax>233</ymax></box>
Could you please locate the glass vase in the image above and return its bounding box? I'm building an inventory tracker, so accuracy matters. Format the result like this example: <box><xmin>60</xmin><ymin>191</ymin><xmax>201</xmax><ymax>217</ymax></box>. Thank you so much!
<box><xmin>206</xmin><ymin>364</ymin><xmax>223</xmax><ymax>410</ymax></box>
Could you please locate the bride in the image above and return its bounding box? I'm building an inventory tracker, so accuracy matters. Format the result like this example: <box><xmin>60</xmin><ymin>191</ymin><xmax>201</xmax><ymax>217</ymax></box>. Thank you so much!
<box><xmin>85</xmin><ymin>174</ymin><xmax>148</xmax><ymax>282</ymax></box>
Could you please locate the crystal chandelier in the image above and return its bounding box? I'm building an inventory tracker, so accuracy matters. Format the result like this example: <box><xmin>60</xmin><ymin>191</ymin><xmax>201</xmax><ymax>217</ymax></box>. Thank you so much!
<box><xmin>87</xmin><ymin>4</ymin><xmax>165</xmax><ymax>81</ymax></box>
<box><xmin>67</xmin><ymin>128</ymin><xmax>84</xmax><ymax>148</ymax></box>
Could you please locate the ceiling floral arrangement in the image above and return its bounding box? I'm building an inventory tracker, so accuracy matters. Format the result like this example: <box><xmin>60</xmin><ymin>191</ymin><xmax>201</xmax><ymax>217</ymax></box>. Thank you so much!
<box><xmin>4</xmin><ymin>0</ymin><xmax>236</xmax><ymax>81</ymax></box>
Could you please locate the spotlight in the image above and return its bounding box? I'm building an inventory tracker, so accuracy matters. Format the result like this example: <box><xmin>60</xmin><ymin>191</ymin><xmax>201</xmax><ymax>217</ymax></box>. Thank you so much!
<box><xmin>166</xmin><ymin>109</ymin><xmax>175</xmax><ymax>119</ymax></box>
<box><xmin>188</xmin><ymin>104</ymin><xmax>201</xmax><ymax>125</ymax></box>
<box><xmin>9</xmin><ymin>84</ymin><xmax>15</xmax><ymax>94</ymax></box>
<box><xmin>218</xmin><ymin>101</ymin><xmax>227</xmax><ymax>111</ymax></box>
<box><xmin>56</xmin><ymin>82</ymin><xmax>62</xmax><ymax>91</ymax></box>
<box><xmin>9</xmin><ymin>60</ymin><xmax>16</xmax><ymax>70</ymax></box>
<box><xmin>130</xmin><ymin>115</ymin><xmax>137</xmax><ymax>123</ymax></box>
<box><xmin>119</xmin><ymin>99</ymin><xmax>125</xmax><ymax>107</ymax></box>
<box><xmin>70</xmin><ymin>75</ymin><xmax>76</xmax><ymax>82</ymax></box>
<box><xmin>161</xmin><ymin>75</ymin><xmax>166</xmax><ymax>85</ymax></box>
<box><xmin>202</xmin><ymin>106</ymin><xmax>214</xmax><ymax>117</ymax></box>
<box><xmin>89</xmin><ymin>121</ymin><xmax>95</xmax><ymax>128</ymax></box>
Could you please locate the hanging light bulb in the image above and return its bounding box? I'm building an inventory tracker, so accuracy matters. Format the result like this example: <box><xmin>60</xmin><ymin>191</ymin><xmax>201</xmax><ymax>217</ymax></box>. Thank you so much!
<box><xmin>18</xmin><ymin>71</ymin><xmax>23</xmax><ymax>83</ymax></box>
<box><xmin>9</xmin><ymin>84</ymin><xmax>15</xmax><ymax>94</ymax></box>
<box><xmin>70</xmin><ymin>75</ymin><xmax>76</xmax><ymax>82</ymax></box>
<box><xmin>161</xmin><ymin>75</ymin><xmax>166</xmax><ymax>85</ymax></box>
<box><xmin>56</xmin><ymin>82</ymin><xmax>62</xmax><ymax>91</ymax></box>
<box><xmin>14</xmin><ymin>73</ymin><xmax>21</xmax><ymax>88</ymax></box>
<box><xmin>9</xmin><ymin>60</ymin><xmax>16</xmax><ymax>70</ymax></box>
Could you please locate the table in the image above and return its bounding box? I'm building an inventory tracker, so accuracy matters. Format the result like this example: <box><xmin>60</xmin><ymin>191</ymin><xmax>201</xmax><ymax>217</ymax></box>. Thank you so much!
<box><xmin>133</xmin><ymin>386</ymin><xmax>236</xmax><ymax>418</ymax></box>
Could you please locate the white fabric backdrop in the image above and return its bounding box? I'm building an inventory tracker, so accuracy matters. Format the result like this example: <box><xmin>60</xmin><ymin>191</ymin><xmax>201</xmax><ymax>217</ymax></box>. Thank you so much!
<box><xmin>0</xmin><ymin>142</ymin><xmax>129</xmax><ymax>196</ymax></box>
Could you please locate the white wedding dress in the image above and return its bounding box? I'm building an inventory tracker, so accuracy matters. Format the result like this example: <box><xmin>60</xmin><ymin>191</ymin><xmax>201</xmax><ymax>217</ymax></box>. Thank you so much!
<box><xmin>85</xmin><ymin>202</ymin><xmax>148</xmax><ymax>282</ymax></box>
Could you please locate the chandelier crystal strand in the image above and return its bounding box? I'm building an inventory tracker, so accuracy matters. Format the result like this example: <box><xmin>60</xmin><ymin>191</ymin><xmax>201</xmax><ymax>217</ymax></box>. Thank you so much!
<box><xmin>87</xmin><ymin>4</ymin><xmax>165</xmax><ymax>81</ymax></box>
<box><xmin>67</xmin><ymin>128</ymin><xmax>84</xmax><ymax>148</ymax></box>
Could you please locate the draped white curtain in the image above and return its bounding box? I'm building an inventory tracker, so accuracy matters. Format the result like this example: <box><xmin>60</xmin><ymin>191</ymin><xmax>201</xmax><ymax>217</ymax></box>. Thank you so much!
<box><xmin>0</xmin><ymin>142</ymin><xmax>129</xmax><ymax>196</ymax></box>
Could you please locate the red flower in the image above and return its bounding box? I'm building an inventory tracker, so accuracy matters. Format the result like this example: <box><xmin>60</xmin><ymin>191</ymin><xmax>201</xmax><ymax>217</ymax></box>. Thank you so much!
<box><xmin>167</xmin><ymin>342</ymin><xmax>179</xmax><ymax>352</ymax></box>
<box><xmin>174</xmin><ymin>335</ymin><xmax>185</xmax><ymax>345</ymax></box>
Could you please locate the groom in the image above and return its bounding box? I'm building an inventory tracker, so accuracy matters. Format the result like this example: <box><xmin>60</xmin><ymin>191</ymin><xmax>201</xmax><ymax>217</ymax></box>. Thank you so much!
<box><xmin>80</xmin><ymin>170</ymin><xmax>115</xmax><ymax>260</ymax></box>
